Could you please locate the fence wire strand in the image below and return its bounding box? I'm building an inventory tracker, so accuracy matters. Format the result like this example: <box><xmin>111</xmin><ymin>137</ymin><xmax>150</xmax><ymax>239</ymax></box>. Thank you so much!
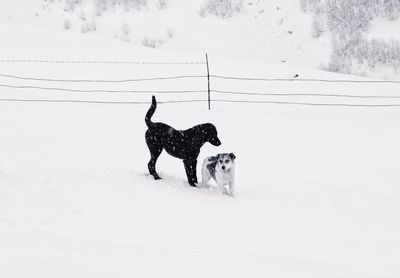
<box><xmin>210</xmin><ymin>99</ymin><xmax>400</xmax><ymax>107</ymax></box>
<box><xmin>211</xmin><ymin>74</ymin><xmax>400</xmax><ymax>84</ymax></box>
<box><xmin>0</xmin><ymin>59</ymin><xmax>206</xmax><ymax>65</ymax></box>
<box><xmin>0</xmin><ymin>73</ymin><xmax>206</xmax><ymax>83</ymax></box>
<box><xmin>0</xmin><ymin>98</ymin><xmax>207</xmax><ymax>105</ymax></box>
<box><xmin>211</xmin><ymin>89</ymin><xmax>400</xmax><ymax>99</ymax></box>
<box><xmin>0</xmin><ymin>98</ymin><xmax>399</xmax><ymax>107</ymax></box>
<box><xmin>0</xmin><ymin>84</ymin><xmax>206</xmax><ymax>94</ymax></box>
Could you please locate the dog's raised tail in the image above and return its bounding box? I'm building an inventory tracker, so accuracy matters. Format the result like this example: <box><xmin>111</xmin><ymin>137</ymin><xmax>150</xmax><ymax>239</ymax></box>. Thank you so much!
<box><xmin>145</xmin><ymin>95</ymin><xmax>157</xmax><ymax>128</ymax></box>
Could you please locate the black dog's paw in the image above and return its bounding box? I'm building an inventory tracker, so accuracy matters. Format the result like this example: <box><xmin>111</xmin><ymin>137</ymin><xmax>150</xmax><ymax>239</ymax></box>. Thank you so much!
<box><xmin>152</xmin><ymin>174</ymin><xmax>161</xmax><ymax>180</ymax></box>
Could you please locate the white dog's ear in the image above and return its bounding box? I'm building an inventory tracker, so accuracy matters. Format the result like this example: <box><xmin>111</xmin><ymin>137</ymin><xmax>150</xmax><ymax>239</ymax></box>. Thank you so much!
<box><xmin>229</xmin><ymin>153</ymin><xmax>236</xmax><ymax>160</ymax></box>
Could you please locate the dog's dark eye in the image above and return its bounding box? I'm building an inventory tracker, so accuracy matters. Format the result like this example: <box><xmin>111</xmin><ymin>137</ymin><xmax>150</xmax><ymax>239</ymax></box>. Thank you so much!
<box><xmin>219</xmin><ymin>160</ymin><xmax>223</xmax><ymax>163</ymax></box>
<box><xmin>225</xmin><ymin>160</ymin><xmax>229</xmax><ymax>163</ymax></box>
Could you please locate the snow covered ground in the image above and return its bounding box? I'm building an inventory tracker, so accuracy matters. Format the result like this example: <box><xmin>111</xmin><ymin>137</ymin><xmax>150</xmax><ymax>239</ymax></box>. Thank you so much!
<box><xmin>1</xmin><ymin>22</ymin><xmax>400</xmax><ymax>278</ymax></box>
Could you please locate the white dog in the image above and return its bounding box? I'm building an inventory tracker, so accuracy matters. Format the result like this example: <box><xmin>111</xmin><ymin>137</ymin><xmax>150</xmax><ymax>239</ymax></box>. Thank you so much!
<box><xmin>201</xmin><ymin>153</ymin><xmax>236</xmax><ymax>196</ymax></box>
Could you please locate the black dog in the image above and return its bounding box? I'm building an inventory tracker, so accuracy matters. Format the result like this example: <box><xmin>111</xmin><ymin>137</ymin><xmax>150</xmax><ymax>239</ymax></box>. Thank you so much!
<box><xmin>145</xmin><ymin>96</ymin><xmax>221</xmax><ymax>186</ymax></box>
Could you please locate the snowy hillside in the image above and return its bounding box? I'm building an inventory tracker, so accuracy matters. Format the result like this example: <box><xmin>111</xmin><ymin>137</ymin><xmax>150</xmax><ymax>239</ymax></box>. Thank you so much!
<box><xmin>0</xmin><ymin>0</ymin><xmax>331</xmax><ymax>70</ymax></box>
<box><xmin>1</xmin><ymin>18</ymin><xmax>400</xmax><ymax>278</ymax></box>
<box><xmin>2</xmin><ymin>0</ymin><xmax>400</xmax><ymax>78</ymax></box>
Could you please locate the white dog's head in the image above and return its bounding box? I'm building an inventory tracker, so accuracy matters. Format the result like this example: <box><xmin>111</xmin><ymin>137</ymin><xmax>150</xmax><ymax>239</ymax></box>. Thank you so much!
<box><xmin>212</xmin><ymin>153</ymin><xmax>236</xmax><ymax>173</ymax></box>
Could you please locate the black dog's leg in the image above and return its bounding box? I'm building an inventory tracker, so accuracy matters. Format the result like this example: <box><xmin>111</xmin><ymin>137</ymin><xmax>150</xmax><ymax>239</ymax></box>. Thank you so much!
<box><xmin>146</xmin><ymin>133</ymin><xmax>163</xmax><ymax>180</ymax></box>
<box><xmin>192</xmin><ymin>159</ymin><xmax>198</xmax><ymax>184</ymax></box>
<box><xmin>184</xmin><ymin>159</ymin><xmax>198</xmax><ymax>187</ymax></box>
<box><xmin>148</xmin><ymin>152</ymin><xmax>162</xmax><ymax>180</ymax></box>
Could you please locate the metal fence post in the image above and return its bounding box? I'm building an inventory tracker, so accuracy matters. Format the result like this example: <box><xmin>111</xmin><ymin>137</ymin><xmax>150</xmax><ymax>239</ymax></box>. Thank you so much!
<box><xmin>206</xmin><ymin>53</ymin><xmax>211</xmax><ymax>110</ymax></box>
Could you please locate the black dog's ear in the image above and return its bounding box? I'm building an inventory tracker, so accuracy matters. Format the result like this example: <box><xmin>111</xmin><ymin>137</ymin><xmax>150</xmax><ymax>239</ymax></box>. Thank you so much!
<box><xmin>229</xmin><ymin>153</ymin><xmax>236</xmax><ymax>160</ymax></box>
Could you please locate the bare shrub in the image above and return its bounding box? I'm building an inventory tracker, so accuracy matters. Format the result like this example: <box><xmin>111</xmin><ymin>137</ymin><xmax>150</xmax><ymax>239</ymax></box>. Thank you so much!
<box><xmin>64</xmin><ymin>18</ymin><xmax>71</xmax><ymax>30</ymax></box>
<box><xmin>302</xmin><ymin>0</ymin><xmax>400</xmax><ymax>75</ymax></box>
<box><xmin>166</xmin><ymin>28</ymin><xmax>174</xmax><ymax>38</ymax></box>
<box><xmin>141</xmin><ymin>37</ymin><xmax>164</xmax><ymax>48</ymax></box>
<box><xmin>157</xmin><ymin>0</ymin><xmax>167</xmax><ymax>10</ymax></box>
<box><xmin>81</xmin><ymin>19</ymin><xmax>96</xmax><ymax>33</ymax></box>
<box><xmin>121</xmin><ymin>22</ymin><xmax>131</xmax><ymax>41</ymax></box>
<box><xmin>199</xmin><ymin>0</ymin><xmax>244</xmax><ymax>18</ymax></box>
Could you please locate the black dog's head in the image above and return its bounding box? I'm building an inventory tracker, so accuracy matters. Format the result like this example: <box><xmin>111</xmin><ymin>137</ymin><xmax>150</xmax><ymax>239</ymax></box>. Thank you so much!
<box><xmin>202</xmin><ymin>123</ymin><xmax>221</xmax><ymax>146</ymax></box>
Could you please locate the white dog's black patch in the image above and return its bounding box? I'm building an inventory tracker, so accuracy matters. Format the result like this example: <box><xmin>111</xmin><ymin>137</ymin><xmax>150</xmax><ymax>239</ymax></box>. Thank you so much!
<box><xmin>206</xmin><ymin>162</ymin><xmax>217</xmax><ymax>179</ymax></box>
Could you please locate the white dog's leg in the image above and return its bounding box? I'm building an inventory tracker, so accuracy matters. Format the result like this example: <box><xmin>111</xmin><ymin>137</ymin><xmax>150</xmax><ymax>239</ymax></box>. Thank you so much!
<box><xmin>216</xmin><ymin>176</ymin><xmax>228</xmax><ymax>195</ymax></box>
<box><xmin>201</xmin><ymin>173</ymin><xmax>211</xmax><ymax>188</ymax></box>
<box><xmin>218</xmin><ymin>183</ymin><xmax>228</xmax><ymax>195</ymax></box>
<box><xmin>201</xmin><ymin>161</ymin><xmax>211</xmax><ymax>188</ymax></box>
<box><xmin>229</xmin><ymin>181</ymin><xmax>235</xmax><ymax>197</ymax></box>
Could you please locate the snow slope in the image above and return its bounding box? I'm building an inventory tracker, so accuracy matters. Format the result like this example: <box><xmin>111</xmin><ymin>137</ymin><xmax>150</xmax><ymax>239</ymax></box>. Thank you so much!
<box><xmin>0</xmin><ymin>0</ymin><xmax>330</xmax><ymax>69</ymax></box>
<box><xmin>1</xmin><ymin>23</ymin><xmax>400</xmax><ymax>278</ymax></box>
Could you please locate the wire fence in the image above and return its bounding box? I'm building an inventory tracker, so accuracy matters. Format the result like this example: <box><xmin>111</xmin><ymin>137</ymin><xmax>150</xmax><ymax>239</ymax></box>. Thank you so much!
<box><xmin>0</xmin><ymin>84</ymin><xmax>207</xmax><ymax>94</ymax></box>
<box><xmin>1</xmin><ymin>56</ymin><xmax>400</xmax><ymax>108</ymax></box>
<box><xmin>3</xmin><ymin>72</ymin><xmax>400</xmax><ymax>85</ymax></box>
<box><xmin>0</xmin><ymin>98</ymin><xmax>206</xmax><ymax>105</ymax></box>
<box><xmin>0</xmin><ymin>59</ymin><xmax>206</xmax><ymax>65</ymax></box>
<box><xmin>210</xmin><ymin>74</ymin><xmax>400</xmax><ymax>84</ymax></box>
<box><xmin>2</xmin><ymin>97</ymin><xmax>400</xmax><ymax>107</ymax></box>
<box><xmin>0</xmin><ymin>73</ymin><xmax>206</xmax><ymax>83</ymax></box>
<box><xmin>210</xmin><ymin>89</ymin><xmax>400</xmax><ymax>99</ymax></box>
<box><xmin>209</xmin><ymin>99</ymin><xmax>400</xmax><ymax>107</ymax></box>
